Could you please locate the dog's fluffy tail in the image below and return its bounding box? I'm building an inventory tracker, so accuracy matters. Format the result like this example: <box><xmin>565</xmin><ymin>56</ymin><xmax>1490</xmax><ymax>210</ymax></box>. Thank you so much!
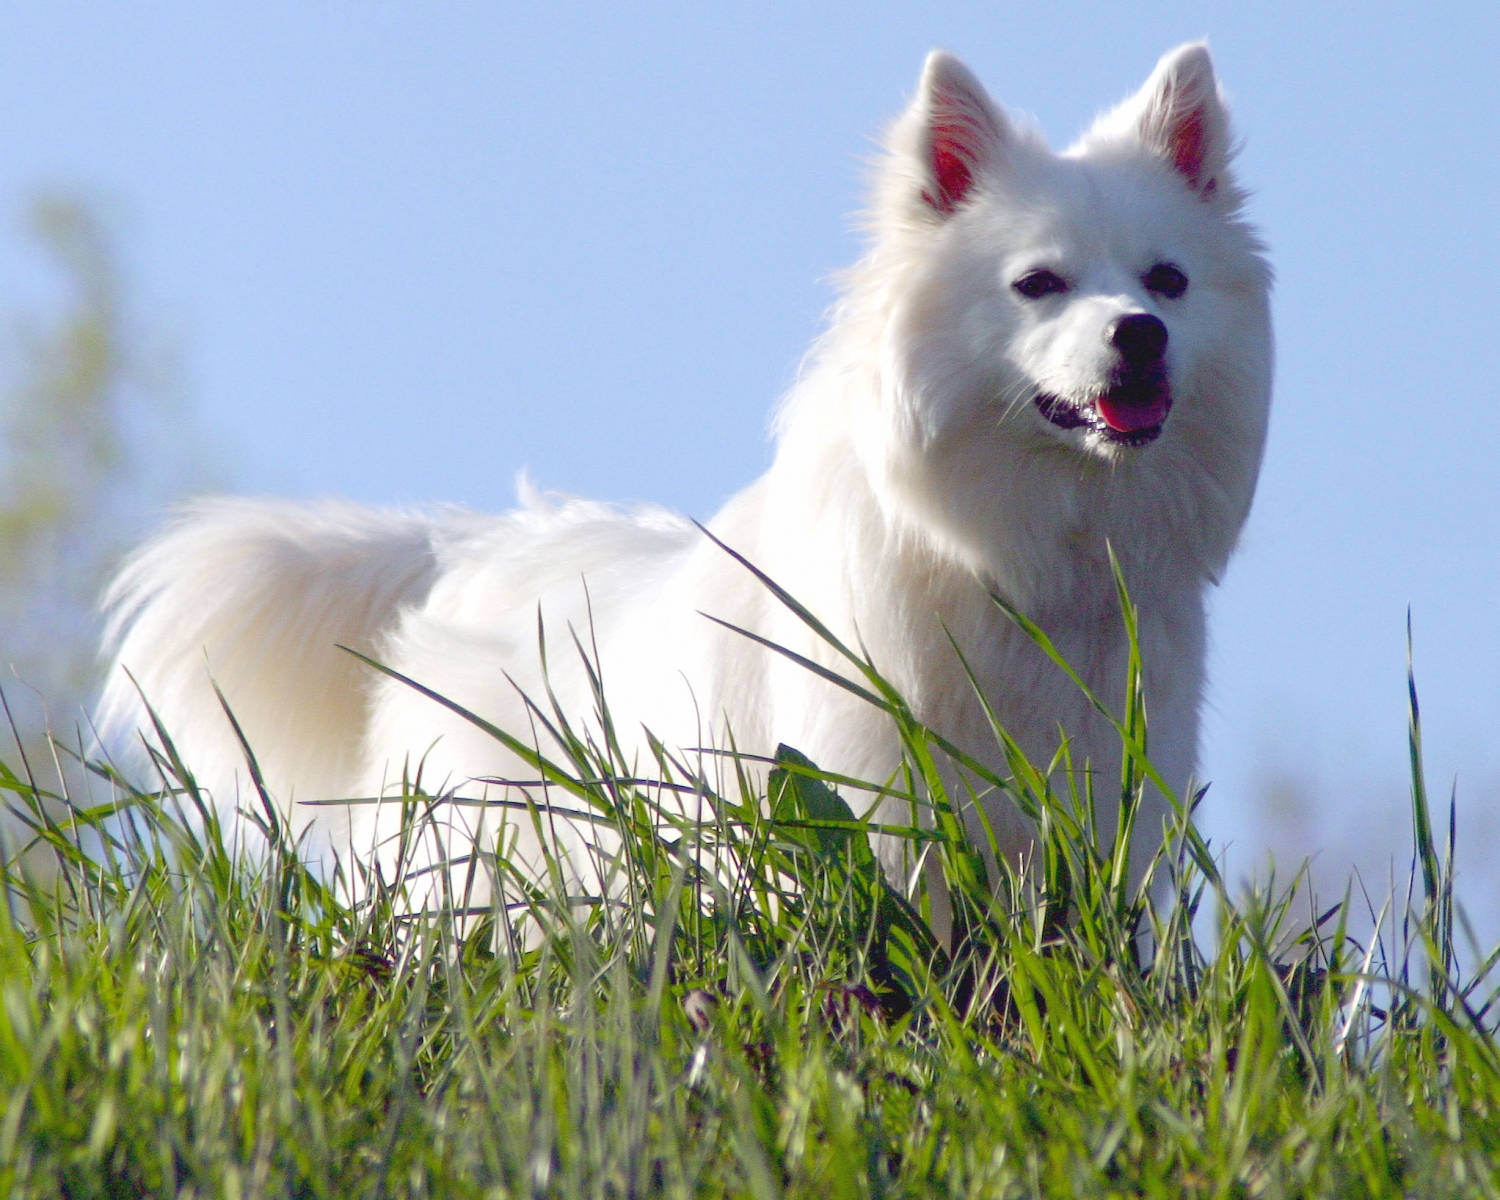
<box><xmin>97</xmin><ymin>497</ymin><xmax>452</xmax><ymax>820</ymax></box>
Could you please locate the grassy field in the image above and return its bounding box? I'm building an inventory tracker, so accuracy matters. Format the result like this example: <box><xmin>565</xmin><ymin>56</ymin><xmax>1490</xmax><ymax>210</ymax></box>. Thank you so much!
<box><xmin>3</xmin><ymin>586</ymin><xmax>1500</xmax><ymax>1198</ymax></box>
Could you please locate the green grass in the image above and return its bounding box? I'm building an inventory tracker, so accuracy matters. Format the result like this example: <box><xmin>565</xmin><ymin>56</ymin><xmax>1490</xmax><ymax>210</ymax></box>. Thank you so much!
<box><xmin>3</xmin><ymin>582</ymin><xmax>1500</xmax><ymax>1198</ymax></box>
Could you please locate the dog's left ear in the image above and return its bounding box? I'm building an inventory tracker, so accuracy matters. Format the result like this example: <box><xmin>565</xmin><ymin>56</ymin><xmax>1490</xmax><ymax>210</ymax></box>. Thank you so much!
<box><xmin>1102</xmin><ymin>42</ymin><xmax>1234</xmax><ymax>199</ymax></box>
<box><xmin>914</xmin><ymin>52</ymin><xmax>1007</xmax><ymax>215</ymax></box>
<box><xmin>883</xmin><ymin>51</ymin><xmax>1009</xmax><ymax>221</ymax></box>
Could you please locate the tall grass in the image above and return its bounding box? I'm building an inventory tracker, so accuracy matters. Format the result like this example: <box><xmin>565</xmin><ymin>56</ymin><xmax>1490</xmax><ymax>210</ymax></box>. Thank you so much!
<box><xmin>3</xmin><ymin>580</ymin><xmax>1500</xmax><ymax>1197</ymax></box>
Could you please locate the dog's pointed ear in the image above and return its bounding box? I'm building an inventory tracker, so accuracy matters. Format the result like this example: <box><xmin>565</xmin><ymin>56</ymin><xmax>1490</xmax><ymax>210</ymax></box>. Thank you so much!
<box><xmin>903</xmin><ymin>51</ymin><xmax>1008</xmax><ymax>217</ymax></box>
<box><xmin>1118</xmin><ymin>43</ymin><xmax>1233</xmax><ymax>197</ymax></box>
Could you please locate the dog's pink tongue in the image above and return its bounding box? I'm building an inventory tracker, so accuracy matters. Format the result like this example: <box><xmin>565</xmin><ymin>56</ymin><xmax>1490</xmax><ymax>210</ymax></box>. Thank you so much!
<box><xmin>1096</xmin><ymin>392</ymin><xmax>1169</xmax><ymax>433</ymax></box>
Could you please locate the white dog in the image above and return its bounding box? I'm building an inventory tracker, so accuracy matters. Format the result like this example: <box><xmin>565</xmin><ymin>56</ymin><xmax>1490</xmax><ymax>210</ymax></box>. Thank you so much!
<box><xmin>98</xmin><ymin>44</ymin><xmax>1271</xmax><ymax>933</ymax></box>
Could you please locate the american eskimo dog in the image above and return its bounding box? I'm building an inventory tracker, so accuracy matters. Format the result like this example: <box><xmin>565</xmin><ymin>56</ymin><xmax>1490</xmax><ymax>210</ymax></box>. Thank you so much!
<box><xmin>98</xmin><ymin>44</ymin><xmax>1271</xmax><ymax>933</ymax></box>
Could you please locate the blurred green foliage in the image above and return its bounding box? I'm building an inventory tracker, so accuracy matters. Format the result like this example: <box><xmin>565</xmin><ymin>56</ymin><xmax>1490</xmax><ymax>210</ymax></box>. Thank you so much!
<box><xmin>0</xmin><ymin>196</ymin><xmax>205</xmax><ymax>731</ymax></box>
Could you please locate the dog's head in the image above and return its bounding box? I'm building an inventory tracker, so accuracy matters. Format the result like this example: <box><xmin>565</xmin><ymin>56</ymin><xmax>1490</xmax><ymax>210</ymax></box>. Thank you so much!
<box><xmin>865</xmin><ymin>43</ymin><xmax>1270</xmax><ymax>458</ymax></box>
<box><xmin>821</xmin><ymin>44</ymin><xmax>1273</xmax><ymax>589</ymax></box>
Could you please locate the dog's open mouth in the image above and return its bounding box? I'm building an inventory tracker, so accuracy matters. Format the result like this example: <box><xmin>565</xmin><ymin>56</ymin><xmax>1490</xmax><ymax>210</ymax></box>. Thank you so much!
<box><xmin>1034</xmin><ymin>383</ymin><xmax>1172</xmax><ymax>447</ymax></box>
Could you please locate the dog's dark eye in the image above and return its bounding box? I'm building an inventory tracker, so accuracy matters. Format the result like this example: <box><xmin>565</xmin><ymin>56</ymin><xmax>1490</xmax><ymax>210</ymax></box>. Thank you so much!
<box><xmin>1143</xmin><ymin>263</ymin><xmax>1188</xmax><ymax>299</ymax></box>
<box><xmin>1012</xmin><ymin>269</ymin><xmax>1068</xmax><ymax>300</ymax></box>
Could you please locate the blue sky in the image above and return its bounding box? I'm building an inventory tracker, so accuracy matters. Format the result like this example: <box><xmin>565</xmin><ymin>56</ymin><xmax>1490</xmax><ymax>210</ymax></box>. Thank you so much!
<box><xmin>0</xmin><ymin>3</ymin><xmax>1497</xmax><ymax>923</ymax></box>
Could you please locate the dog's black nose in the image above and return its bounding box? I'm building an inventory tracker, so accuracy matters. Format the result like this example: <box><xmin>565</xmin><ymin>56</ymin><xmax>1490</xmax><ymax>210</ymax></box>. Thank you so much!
<box><xmin>1110</xmin><ymin>313</ymin><xmax>1168</xmax><ymax>363</ymax></box>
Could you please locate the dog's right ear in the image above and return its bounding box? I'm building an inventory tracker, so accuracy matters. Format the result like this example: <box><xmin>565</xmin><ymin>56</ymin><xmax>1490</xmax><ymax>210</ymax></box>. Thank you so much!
<box><xmin>890</xmin><ymin>52</ymin><xmax>1008</xmax><ymax>220</ymax></box>
<box><xmin>1081</xmin><ymin>43</ymin><xmax>1236</xmax><ymax>203</ymax></box>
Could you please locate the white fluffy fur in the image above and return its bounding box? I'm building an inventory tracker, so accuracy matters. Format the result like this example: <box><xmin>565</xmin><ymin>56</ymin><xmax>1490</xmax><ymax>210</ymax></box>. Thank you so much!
<box><xmin>98</xmin><ymin>44</ymin><xmax>1271</xmax><ymax>933</ymax></box>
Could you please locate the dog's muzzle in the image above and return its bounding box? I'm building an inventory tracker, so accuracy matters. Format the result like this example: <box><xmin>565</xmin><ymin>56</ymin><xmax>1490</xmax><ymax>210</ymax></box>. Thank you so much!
<box><xmin>1033</xmin><ymin>313</ymin><xmax>1172</xmax><ymax>447</ymax></box>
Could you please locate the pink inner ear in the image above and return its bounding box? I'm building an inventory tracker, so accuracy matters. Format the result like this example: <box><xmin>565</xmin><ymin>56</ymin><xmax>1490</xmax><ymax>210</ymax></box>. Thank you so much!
<box><xmin>926</xmin><ymin>121</ymin><xmax>974</xmax><ymax>214</ymax></box>
<box><xmin>1169</xmin><ymin>106</ymin><xmax>1207</xmax><ymax>188</ymax></box>
<box><xmin>922</xmin><ymin>98</ymin><xmax>984</xmax><ymax>215</ymax></box>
